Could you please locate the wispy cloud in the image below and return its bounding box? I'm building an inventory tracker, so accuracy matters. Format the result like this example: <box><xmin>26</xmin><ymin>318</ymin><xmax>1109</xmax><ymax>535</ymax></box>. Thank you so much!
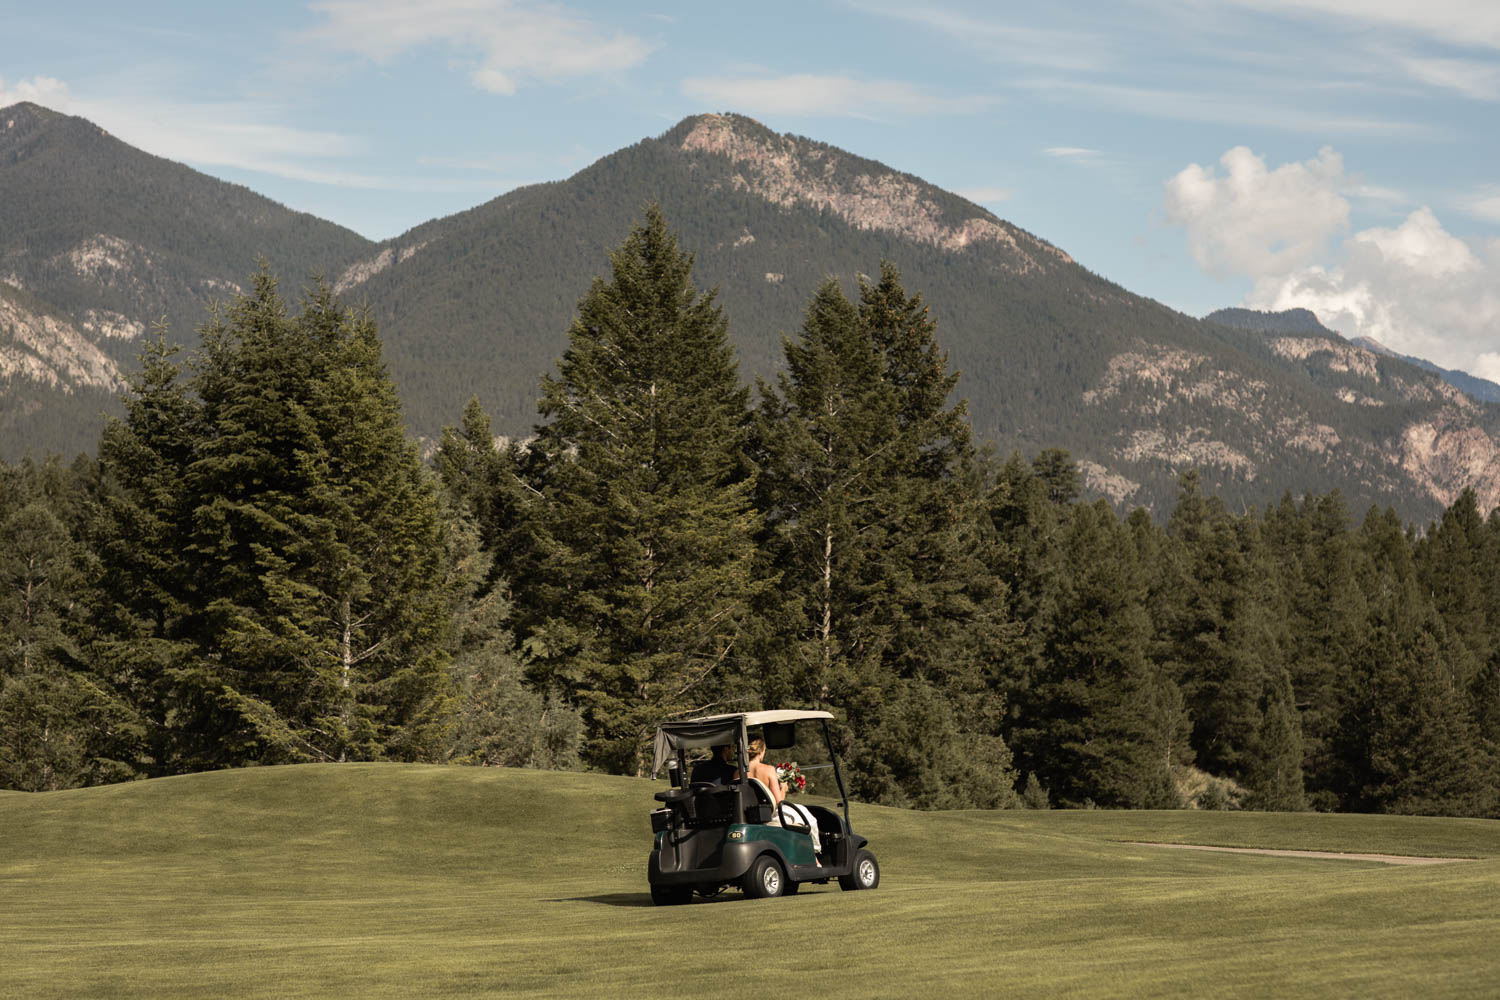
<box><xmin>27</xmin><ymin>85</ymin><xmax>501</xmax><ymax>193</ymax></box>
<box><xmin>956</xmin><ymin>185</ymin><xmax>1013</xmax><ymax>204</ymax></box>
<box><xmin>1027</xmin><ymin>78</ymin><xmax>1431</xmax><ymax>136</ymax></box>
<box><xmin>302</xmin><ymin>0</ymin><xmax>654</xmax><ymax>96</ymax></box>
<box><xmin>1463</xmin><ymin>186</ymin><xmax>1500</xmax><ymax>224</ymax></box>
<box><xmin>1043</xmin><ymin>146</ymin><xmax>1103</xmax><ymax>161</ymax></box>
<box><xmin>0</xmin><ymin>75</ymin><xmax>71</xmax><ymax>109</ymax></box>
<box><xmin>1349</xmin><ymin>183</ymin><xmax>1408</xmax><ymax>205</ymax></box>
<box><xmin>844</xmin><ymin>2</ymin><xmax>1111</xmax><ymax>73</ymax></box>
<box><xmin>680</xmin><ymin>73</ymin><xmax>997</xmax><ymax>119</ymax></box>
<box><xmin>1221</xmin><ymin>0</ymin><xmax>1500</xmax><ymax>51</ymax></box>
<box><xmin>1395</xmin><ymin>54</ymin><xmax>1500</xmax><ymax>100</ymax></box>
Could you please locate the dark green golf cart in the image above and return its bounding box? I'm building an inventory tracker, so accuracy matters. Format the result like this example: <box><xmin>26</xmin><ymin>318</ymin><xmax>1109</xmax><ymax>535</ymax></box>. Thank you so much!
<box><xmin>647</xmin><ymin>710</ymin><xmax>880</xmax><ymax>904</ymax></box>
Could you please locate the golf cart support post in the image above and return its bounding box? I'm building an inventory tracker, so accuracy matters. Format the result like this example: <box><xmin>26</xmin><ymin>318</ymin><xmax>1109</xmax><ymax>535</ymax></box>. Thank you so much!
<box><xmin>646</xmin><ymin>710</ymin><xmax>879</xmax><ymax>903</ymax></box>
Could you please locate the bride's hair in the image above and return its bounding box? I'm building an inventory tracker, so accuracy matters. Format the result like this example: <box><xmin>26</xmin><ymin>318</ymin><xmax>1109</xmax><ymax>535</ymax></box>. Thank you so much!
<box><xmin>747</xmin><ymin>737</ymin><xmax>766</xmax><ymax>759</ymax></box>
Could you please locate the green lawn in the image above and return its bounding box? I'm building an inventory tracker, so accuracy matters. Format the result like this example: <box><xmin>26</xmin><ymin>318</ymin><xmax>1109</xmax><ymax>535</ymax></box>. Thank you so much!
<box><xmin>3</xmin><ymin>764</ymin><xmax>1497</xmax><ymax>998</ymax></box>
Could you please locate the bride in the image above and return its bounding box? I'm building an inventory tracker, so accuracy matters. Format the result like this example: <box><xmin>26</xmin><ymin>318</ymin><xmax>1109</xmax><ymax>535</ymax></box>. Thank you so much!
<box><xmin>745</xmin><ymin>737</ymin><xmax>822</xmax><ymax>856</ymax></box>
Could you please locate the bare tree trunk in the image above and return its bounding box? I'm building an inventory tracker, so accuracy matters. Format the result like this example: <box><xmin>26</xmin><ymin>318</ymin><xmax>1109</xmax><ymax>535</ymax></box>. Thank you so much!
<box><xmin>340</xmin><ymin>593</ymin><xmax>352</xmax><ymax>763</ymax></box>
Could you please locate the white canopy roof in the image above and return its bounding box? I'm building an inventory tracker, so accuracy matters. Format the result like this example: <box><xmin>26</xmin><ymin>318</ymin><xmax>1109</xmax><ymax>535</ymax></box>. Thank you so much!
<box><xmin>650</xmin><ymin>710</ymin><xmax>835</xmax><ymax>777</ymax></box>
<box><xmin>682</xmin><ymin>710</ymin><xmax>834</xmax><ymax>727</ymax></box>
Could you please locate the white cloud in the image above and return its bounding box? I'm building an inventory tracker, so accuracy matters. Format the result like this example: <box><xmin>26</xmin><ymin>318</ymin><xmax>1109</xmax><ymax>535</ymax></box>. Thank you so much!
<box><xmin>0</xmin><ymin>75</ymin><xmax>71</xmax><ymax>109</ymax></box>
<box><xmin>680</xmin><ymin>74</ymin><xmax>995</xmax><ymax>119</ymax></box>
<box><xmin>303</xmin><ymin>0</ymin><xmax>652</xmax><ymax>94</ymax></box>
<box><xmin>1166</xmin><ymin>145</ymin><xmax>1500</xmax><ymax>377</ymax></box>
<box><xmin>1249</xmin><ymin>208</ymin><xmax>1500</xmax><ymax>374</ymax></box>
<box><xmin>1163</xmin><ymin>146</ymin><xmax>1350</xmax><ymax>278</ymax></box>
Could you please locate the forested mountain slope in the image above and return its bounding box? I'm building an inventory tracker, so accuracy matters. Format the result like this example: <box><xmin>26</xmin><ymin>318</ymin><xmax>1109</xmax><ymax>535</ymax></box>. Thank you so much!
<box><xmin>5</xmin><ymin>105</ymin><xmax>1500</xmax><ymax>519</ymax></box>
<box><xmin>344</xmin><ymin>113</ymin><xmax>1500</xmax><ymax>518</ymax></box>
<box><xmin>0</xmin><ymin>101</ymin><xmax>373</xmax><ymax>454</ymax></box>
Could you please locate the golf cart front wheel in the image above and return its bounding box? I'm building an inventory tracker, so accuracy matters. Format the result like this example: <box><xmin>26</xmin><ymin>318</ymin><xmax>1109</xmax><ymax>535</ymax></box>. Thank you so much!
<box><xmin>743</xmin><ymin>856</ymin><xmax>786</xmax><ymax>899</ymax></box>
<box><xmin>650</xmin><ymin>884</ymin><xmax>693</xmax><ymax>906</ymax></box>
<box><xmin>839</xmin><ymin>849</ymin><xmax>880</xmax><ymax>891</ymax></box>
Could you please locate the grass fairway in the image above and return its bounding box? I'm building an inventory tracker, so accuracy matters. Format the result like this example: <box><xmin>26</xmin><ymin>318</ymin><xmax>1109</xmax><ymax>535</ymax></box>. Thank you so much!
<box><xmin>3</xmin><ymin>765</ymin><xmax>1498</xmax><ymax>998</ymax></box>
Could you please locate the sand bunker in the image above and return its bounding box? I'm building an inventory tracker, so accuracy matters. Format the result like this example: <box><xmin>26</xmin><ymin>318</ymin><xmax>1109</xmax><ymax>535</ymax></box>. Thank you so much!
<box><xmin>1123</xmin><ymin>842</ymin><xmax>1471</xmax><ymax>866</ymax></box>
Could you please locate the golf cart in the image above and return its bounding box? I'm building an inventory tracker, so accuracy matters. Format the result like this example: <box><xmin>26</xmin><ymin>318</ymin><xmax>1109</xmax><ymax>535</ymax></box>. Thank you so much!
<box><xmin>647</xmin><ymin>709</ymin><xmax>880</xmax><ymax>904</ymax></box>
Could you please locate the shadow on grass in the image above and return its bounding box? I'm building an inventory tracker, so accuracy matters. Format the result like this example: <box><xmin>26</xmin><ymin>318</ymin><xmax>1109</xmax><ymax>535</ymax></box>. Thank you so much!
<box><xmin>549</xmin><ymin>889</ymin><xmax>826</xmax><ymax>907</ymax></box>
<box><xmin>544</xmin><ymin>893</ymin><xmax>658</xmax><ymax>907</ymax></box>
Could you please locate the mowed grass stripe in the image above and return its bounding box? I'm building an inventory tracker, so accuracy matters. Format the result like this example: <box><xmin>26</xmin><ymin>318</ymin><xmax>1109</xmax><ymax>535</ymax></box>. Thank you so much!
<box><xmin>3</xmin><ymin>764</ymin><xmax>1498</xmax><ymax>998</ymax></box>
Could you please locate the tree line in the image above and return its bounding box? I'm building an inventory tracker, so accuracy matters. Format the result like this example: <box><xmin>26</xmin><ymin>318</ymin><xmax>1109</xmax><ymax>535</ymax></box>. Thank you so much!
<box><xmin>2</xmin><ymin>207</ymin><xmax>1497</xmax><ymax>817</ymax></box>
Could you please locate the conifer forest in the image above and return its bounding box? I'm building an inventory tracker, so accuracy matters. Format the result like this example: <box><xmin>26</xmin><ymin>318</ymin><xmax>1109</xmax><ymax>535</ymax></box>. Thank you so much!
<box><xmin>3</xmin><ymin>208</ymin><xmax>1498</xmax><ymax>819</ymax></box>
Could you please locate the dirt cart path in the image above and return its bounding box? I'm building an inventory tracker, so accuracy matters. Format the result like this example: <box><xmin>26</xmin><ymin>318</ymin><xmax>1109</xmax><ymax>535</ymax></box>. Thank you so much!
<box><xmin>1123</xmin><ymin>842</ymin><xmax>1472</xmax><ymax>866</ymax></box>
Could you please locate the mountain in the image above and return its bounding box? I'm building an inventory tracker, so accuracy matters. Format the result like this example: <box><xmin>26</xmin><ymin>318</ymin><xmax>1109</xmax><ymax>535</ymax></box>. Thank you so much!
<box><xmin>0</xmin><ymin>101</ymin><xmax>374</xmax><ymax>454</ymax></box>
<box><xmin>0</xmin><ymin>280</ymin><xmax>124</xmax><ymax>453</ymax></box>
<box><xmin>1352</xmin><ymin>336</ymin><xmax>1500</xmax><ymax>405</ymax></box>
<box><xmin>7</xmin><ymin>105</ymin><xmax>1500</xmax><ymax>520</ymax></box>
<box><xmin>1208</xmin><ymin>308</ymin><xmax>1500</xmax><ymax>405</ymax></box>
<box><xmin>339</xmin><ymin>113</ymin><xmax>1500</xmax><ymax>519</ymax></box>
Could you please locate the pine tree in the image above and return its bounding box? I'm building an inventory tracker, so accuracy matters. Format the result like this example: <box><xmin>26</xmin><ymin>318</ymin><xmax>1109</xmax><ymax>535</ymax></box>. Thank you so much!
<box><xmin>520</xmin><ymin>206</ymin><xmax>763</xmax><ymax>774</ymax></box>
<box><xmin>86</xmin><ymin>326</ymin><xmax>201</xmax><ymax>774</ymax></box>
<box><xmin>1017</xmin><ymin>499</ymin><xmax>1188</xmax><ymax>808</ymax></box>
<box><xmin>173</xmin><ymin>271</ymin><xmax>459</xmax><ymax>766</ymax></box>
<box><xmin>1162</xmin><ymin>471</ymin><xmax>1285</xmax><ymax>782</ymax></box>
<box><xmin>1339</xmin><ymin>585</ymin><xmax>1496</xmax><ymax>816</ymax></box>
<box><xmin>0</xmin><ymin>457</ymin><xmax>139</xmax><ymax>789</ymax></box>
<box><xmin>1266</xmin><ymin>491</ymin><xmax>1368</xmax><ymax>810</ymax></box>
<box><xmin>755</xmin><ymin>269</ymin><xmax>1017</xmax><ymax>807</ymax></box>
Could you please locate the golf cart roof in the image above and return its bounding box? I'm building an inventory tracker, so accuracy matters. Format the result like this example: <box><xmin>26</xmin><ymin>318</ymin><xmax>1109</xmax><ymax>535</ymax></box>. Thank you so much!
<box><xmin>680</xmin><ymin>710</ymin><xmax>834</xmax><ymax>727</ymax></box>
<box><xmin>651</xmin><ymin>710</ymin><xmax>834</xmax><ymax>777</ymax></box>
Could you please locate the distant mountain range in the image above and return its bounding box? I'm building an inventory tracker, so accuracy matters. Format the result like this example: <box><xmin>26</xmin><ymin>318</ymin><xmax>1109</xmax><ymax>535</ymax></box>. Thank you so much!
<box><xmin>1207</xmin><ymin>308</ymin><xmax>1500</xmax><ymax>404</ymax></box>
<box><xmin>4</xmin><ymin>101</ymin><xmax>1500</xmax><ymax>521</ymax></box>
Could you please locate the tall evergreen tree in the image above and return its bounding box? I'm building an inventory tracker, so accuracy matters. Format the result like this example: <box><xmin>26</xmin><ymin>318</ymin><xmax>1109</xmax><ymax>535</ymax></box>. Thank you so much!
<box><xmin>519</xmin><ymin>206</ymin><xmax>763</xmax><ymax>774</ymax></box>
<box><xmin>756</xmin><ymin>268</ymin><xmax>1017</xmax><ymax>807</ymax></box>
<box><xmin>172</xmin><ymin>271</ymin><xmax>459</xmax><ymax>766</ymax></box>
<box><xmin>86</xmin><ymin>327</ymin><xmax>203</xmax><ymax>774</ymax></box>
<box><xmin>1266</xmin><ymin>491</ymin><xmax>1369</xmax><ymax>809</ymax></box>
<box><xmin>0</xmin><ymin>457</ymin><xmax>139</xmax><ymax>789</ymax></box>
<box><xmin>1161</xmin><ymin>471</ymin><xmax>1279</xmax><ymax>780</ymax></box>
<box><xmin>1016</xmin><ymin>499</ymin><xmax>1189</xmax><ymax>807</ymax></box>
<box><xmin>1337</xmin><ymin>582</ymin><xmax>1496</xmax><ymax>816</ymax></box>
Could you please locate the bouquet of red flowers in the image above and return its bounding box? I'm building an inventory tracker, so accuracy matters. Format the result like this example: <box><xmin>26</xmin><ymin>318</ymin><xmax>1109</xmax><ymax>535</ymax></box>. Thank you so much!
<box><xmin>776</xmin><ymin>762</ymin><xmax>806</xmax><ymax>794</ymax></box>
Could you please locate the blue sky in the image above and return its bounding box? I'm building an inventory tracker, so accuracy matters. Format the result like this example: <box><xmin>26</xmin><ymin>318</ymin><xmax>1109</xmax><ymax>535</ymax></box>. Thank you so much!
<box><xmin>5</xmin><ymin>1</ymin><xmax>1499</xmax><ymax>376</ymax></box>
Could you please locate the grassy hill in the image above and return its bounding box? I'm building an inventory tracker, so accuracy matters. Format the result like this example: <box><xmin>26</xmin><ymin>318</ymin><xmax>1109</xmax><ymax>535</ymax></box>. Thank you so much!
<box><xmin>3</xmin><ymin>765</ymin><xmax>1497</xmax><ymax>998</ymax></box>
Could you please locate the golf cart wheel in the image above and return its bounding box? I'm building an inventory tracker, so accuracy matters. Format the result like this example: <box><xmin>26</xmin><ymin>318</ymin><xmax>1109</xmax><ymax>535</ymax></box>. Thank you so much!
<box><xmin>743</xmin><ymin>855</ymin><xmax>786</xmax><ymax>899</ymax></box>
<box><xmin>650</xmin><ymin>883</ymin><xmax>693</xmax><ymax>906</ymax></box>
<box><xmin>839</xmin><ymin>849</ymin><xmax>880</xmax><ymax>891</ymax></box>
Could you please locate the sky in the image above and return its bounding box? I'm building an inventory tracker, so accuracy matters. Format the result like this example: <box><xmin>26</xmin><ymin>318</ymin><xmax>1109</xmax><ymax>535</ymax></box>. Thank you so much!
<box><xmin>4</xmin><ymin>0</ymin><xmax>1499</xmax><ymax>378</ymax></box>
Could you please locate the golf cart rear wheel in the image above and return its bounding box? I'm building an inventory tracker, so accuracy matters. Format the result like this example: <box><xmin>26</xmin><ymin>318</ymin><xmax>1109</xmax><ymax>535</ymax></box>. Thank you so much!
<box><xmin>651</xmin><ymin>884</ymin><xmax>693</xmax><ymax>906</ymax></box>
<box><xmin>839</xmin><ymin>849</ymin><xmax>880</xmax><ymax>891</ymax></box>
<box><xmin>743</xmin><ymin>856</ymin><xmax>786</xmax><ymax>899</ymax></box>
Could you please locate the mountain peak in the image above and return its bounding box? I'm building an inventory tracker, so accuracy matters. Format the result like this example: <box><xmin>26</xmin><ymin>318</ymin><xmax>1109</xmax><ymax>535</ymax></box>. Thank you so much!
<box><xmin>672</xmin><ymin>112</ymin><xmax>1072</xmax><ymax>268</ymax></box>
<box><xmin>1205</xmin><ymin>307</ymin><xmax>1330</xmax><ymax>336</ymax></box>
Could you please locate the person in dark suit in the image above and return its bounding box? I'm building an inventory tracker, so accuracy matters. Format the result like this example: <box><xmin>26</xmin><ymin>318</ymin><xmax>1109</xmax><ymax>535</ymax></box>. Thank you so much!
<box><xmin>690</xmin><ymin>744</ymin><xmax>737</xmax><ymax>785</ymax></box>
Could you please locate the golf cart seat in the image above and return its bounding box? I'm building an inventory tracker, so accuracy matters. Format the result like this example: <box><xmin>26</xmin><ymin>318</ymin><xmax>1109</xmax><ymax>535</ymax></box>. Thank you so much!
<box><xmin>682</xmin><ymin>783</ymin><xmax>737</xmax><ymax>829</ymax></box>
<box><xmin>745</xmin><ymin>778</ymin><xmax>813</xmax><ymax>836</ymax></box>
